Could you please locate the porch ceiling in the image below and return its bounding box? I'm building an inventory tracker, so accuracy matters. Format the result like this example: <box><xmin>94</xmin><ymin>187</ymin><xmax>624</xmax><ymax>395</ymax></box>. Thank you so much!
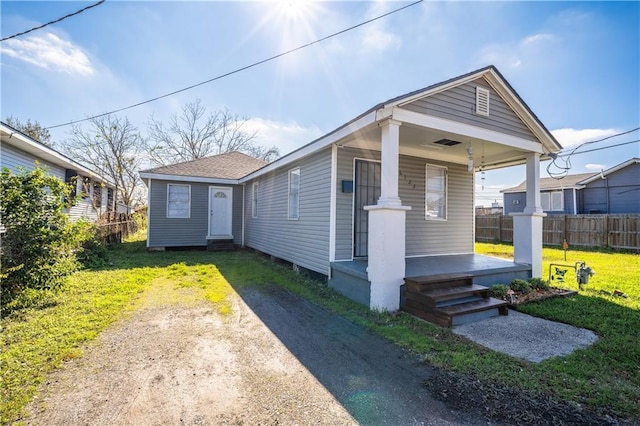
<box><xmin>337</xmin><ymin>120</ymin><xmax>541</xmax><ymax>171</ymax></box>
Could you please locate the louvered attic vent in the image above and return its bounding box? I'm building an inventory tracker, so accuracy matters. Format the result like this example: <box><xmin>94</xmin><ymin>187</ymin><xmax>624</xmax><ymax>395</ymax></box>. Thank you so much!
<box><xmin>475</xmin><ymin>86</ymin><xmax>490</xmax><ymax>116</ymax></box>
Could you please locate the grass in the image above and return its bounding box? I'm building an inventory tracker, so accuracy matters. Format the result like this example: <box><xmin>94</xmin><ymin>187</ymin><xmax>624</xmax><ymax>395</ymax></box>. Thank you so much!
<box><xmin>1</xmin><ymin>235</ymin><xmax>638</xmax><ymax>423</ymax></box>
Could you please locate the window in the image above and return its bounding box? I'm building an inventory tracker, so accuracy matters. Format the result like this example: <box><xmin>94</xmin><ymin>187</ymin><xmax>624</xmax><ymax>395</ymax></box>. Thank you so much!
<box><xmin>167</xmin><ymin>184</ymin><xmax>190</xmax><ymax>218</ymax></box>
<box><xmin>252</xmin><ymin>182</ymin><xmax>259</xmax><ymax>218</ymax></box>
<box><xmin>541</xmin><ymin>191</ymin><xmax>563</xmax><ymax>211</ymax></box>
<box><xmin>425</xmin><ymin>164</ymin><xmax>447</xmax><ymax>220</ymax></box>
<box><xmin>288</xmin><ymin>168</ymin><xmax>300</xmax><ymax>220</ymax></box>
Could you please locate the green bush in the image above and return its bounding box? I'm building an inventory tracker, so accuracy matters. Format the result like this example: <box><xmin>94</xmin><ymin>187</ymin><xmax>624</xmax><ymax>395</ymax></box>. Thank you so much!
<box><xmin>72</xmin><ymin>220</ymin><xmax>109</xmax><ymax>269</ymax></box>
<box><xmin>1</xmin><ymin>167</ymin><xmax>80</xmax><ymax>307</ymax></box>
<box><xmin>490</xmin><ymin>283</ymin><xmax>509</xmax><ymax>299</ymax></box>
<box><xmin>510</xmin><ymin>278</ymin><xmax>532</xmax><ymax>294</ymax></box>
<box><xmin>528</xmin><ymin>277</ymin><xmax>550</xmax><ymax>291</ymax></box>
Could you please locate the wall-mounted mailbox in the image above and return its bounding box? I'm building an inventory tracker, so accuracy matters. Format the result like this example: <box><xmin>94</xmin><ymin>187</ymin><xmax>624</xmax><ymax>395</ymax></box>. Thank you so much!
<box><xmin>342</xmin><ymin>180</ymin><xmax>353</xmax><ymax>193</ymax></box>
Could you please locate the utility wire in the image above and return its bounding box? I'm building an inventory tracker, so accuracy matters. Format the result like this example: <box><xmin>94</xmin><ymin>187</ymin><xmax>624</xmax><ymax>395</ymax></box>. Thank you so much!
<box><xmin>45</xmin><ymin>0</ymin><xmax>423</xmax><ymax>130</ymax></box>
<box><xmin>557</xmin><ymin>139</ymin><xmax>640</xmax><ymax>157</ymax></box>
<box><xmin>547</xmin><ymin>127</ymin><xmax>640</xmax><ymax>179</ymax></box>
<box><xmin>0</xmin><ymin>0</ymin><xmax>106</xmax><ymax>42</ymax></box>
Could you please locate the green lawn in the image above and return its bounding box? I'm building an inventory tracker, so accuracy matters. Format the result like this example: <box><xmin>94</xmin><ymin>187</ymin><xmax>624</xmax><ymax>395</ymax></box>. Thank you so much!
<box><xmin>1</xmin><ymin>235</ymin><xmax>639</xmax><ymax>423</ymax></box>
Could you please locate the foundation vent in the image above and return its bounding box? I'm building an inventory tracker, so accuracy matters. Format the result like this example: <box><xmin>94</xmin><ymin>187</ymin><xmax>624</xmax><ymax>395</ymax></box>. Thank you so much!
<box><xmin>475</xmin><ymin>86</ymin><xmax>490</xmax><ymax>116</ymax></box>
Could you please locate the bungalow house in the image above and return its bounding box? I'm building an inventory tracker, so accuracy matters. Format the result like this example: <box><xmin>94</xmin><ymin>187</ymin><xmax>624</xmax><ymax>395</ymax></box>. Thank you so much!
<box><xmin>502</xmin><ymin>158</ymin><xmax>640</xmax><ymax>215</ymax></box>
<box><xmin>1</xmin><ymin>121</ymin><xmax>119</xmax><ymax>221</ymax></box>
<box><xmin>140</xmin><ymin>66</ymin><xmax>562</xmax><ymax>326</ymax></box>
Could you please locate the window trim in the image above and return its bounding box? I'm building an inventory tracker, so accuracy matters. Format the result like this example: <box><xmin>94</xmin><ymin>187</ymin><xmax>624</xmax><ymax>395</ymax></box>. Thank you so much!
<box><xmin>166</xmin><ymin>183</ymin><xmax>191</xmax><ymax>218</ymax></box>
<box><xmin>288</xmin><ymin>167</ymin><xmax>300</xmax><ymax>220</ymax></box>
<box><xmin>425</xmin><ymin>164</ymin><xmax>448</xmax><ymax>221</ymax></box>
<box><xmin>252</xmin><ymin>181</ymin><xmax>259</xmax><ymax>218</ymax></box>
<box><xmin>541</xmin><ymin>190</ymin><xmax>564</xmax><ymax>212</ymax></box>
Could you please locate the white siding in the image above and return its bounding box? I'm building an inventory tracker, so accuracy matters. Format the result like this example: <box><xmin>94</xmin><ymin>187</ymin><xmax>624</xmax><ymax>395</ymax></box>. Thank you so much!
<box><xmin>1</xmin><ymin>142</ymin><xmax>65</xmax><ymax>180</ymax></box>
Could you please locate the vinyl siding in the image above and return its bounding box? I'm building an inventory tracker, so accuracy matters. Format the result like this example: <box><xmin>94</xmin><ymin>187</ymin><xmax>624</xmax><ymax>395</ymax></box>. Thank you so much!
<box><xmin>503</xmin><ymin>192</ymin><xmax>526</xmax><ymax>215</ymax></box>
<box><xmin>335</xmin><ymin>148</ymin><xmax>474</xmax><ymax>259</ymax></box>
<box><xmin>1</xmin><ymin>142</ymin><xmax>65</xmax><ymax>180</ymax></box>
<box><xmin>403</xmin><ymin>78</ymin><xmax>537</xmax><ymax>141</ymax></box>
<box><xmin>244</xmin><ymin>148</ymin><xmax>332</xmax><ymax>275</ymax></box>
<box><xmin>582</xmin><ymin>163</ymin><xmax>640</xmax><ymax>214</ymax></box>
<box><xmin>148</xmin><ymin>179</ymin><xmax>244</xmax><ymax>247</ymax></box>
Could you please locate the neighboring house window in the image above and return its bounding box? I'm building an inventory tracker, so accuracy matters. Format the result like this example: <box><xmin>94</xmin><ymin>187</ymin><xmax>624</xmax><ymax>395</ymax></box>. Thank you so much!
<box><xmin>252</xmin><ymin>182</ymin><xmax>259</xmax><ymax>218</ymax></box>
<box><xmin>167</xmin><ymin>184</ymin><xmax>191</xmax><ymax>218</ymax></box>
<box><xmin>93</xmin><ymin>182</ymin><xmax>102</xmax><ymax>208</ymax></box>
<box><xmin>541</xmin><ymin>191</ymin><xmax>563</xmax><ymax>211</ymax></box>
<box><xmin>425</xmin><ymin>164</ymin><xmax>447</xmax><ymax>220</ymax></box>
<box><xmin>288</xmin><ymin>168</ymin><xmax>300</xmax><ymax>220</ymax></box>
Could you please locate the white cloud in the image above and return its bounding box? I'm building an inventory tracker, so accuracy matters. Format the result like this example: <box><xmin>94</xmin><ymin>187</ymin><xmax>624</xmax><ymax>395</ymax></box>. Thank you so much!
<box><xmin>550</xmin><ymin>128</ymin><xmax>618</xmax><ymax>149</ymax></box>
<box><xmin>585</xmin><ymin>163</ymin><xmax>606</xmax><ymax>171</ymax></box>
<box><xmin>0</xmin><ymin>32</ymin><xmax>94</xmax><ymax>76</ymax></box>
<box><xmin>244</xmin><ymin>118</ymin><xmax>323</xmax><ymax>156</ymax></box>
<box><xmin>475</xmin><ymin>32</ymin><xmax>556</xmax><ymax>70</ymax></box>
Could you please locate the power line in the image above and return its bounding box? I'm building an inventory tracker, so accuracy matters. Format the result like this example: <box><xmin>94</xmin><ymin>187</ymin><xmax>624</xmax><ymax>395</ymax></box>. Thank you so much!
<box><xmin>0</xmin><ymin>0</ymin><xmax>106</xmax><ymax>43</ymax></box>
<box><xmin>547</xmin><ymin>127</ymin><xmax>640</xmax><ymax>179</ymax></box>
<box><xmin>45</xmin><ymin>0</ymin><xmax>423</xmax><ymax>130</ymax></box>
<box><xmin>557</xmin><ymin>139</ymin><xmax>640</xmax><ymax>157</ymax></box>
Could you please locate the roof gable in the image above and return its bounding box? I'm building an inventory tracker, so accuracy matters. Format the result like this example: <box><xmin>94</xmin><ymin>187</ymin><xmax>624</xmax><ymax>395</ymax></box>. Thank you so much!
<box><xmin>577</xmin><ymin>158</ymin><xmax>640</xmax><ymax>185</ymax></box>
<box><xmin>140</xmin><ymin>151</ymin><xmax>267</xmax><ymax>180</ymax></box>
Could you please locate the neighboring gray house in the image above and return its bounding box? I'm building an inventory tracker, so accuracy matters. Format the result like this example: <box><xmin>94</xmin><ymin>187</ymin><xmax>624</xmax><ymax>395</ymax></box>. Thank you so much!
<box><xmin>1</xmin><ymin>121</ymin><xmax>118</xmax><ymax>221</ymax></box>
<box><xmin>502</xmin><ymin>158</ymin><xmax>640</xmax><ymax>215</ymax></box>
<box><xmin>141</xmin><ymin>66</ymin><xmax>563</xmax><ymax>325</ymax></box>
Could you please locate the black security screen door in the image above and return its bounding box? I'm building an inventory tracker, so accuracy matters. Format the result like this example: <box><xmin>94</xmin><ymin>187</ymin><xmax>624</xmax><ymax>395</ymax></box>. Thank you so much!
<box><xmin>354</xmin><ymin>160</ymin><xmax>381</xmax><ymax>258</ymax></box>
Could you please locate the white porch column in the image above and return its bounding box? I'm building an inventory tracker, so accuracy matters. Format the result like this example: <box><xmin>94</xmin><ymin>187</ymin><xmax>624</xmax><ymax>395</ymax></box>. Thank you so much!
<box><xmin>378</xmin><ymin>119</ymin><xmax>402</xmax><ymax>207</ymax></box>
<box><xmin>364</xmin><ymin>119</ymin><xmax>410</xmax><ymax>311</ymax></box>
<box><xmin>511</xmin><ymin>153</ymin><xmax>545</xmax><ymax>277</ymax></box>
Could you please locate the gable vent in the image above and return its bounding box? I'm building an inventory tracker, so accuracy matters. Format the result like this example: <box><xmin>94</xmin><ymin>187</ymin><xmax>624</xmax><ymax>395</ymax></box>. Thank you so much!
<box><xmin>475</xmin><ymin>86</ymin><xmax>490</xmax><ymax>116</ymax></box>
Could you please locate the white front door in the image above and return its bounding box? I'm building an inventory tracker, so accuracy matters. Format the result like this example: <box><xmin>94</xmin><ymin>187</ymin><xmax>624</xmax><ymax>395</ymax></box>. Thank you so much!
<box><xmin>208</xmin><ymin>187</ymin><xmax>233</xmax><ymax>238</ymax></box>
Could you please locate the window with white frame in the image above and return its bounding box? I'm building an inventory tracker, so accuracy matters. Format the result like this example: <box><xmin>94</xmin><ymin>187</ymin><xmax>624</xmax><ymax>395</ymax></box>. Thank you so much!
<box><xmin>252</xmin><ymin>182</ymin><xmax>259</xmax><ymax>218</ymax></box>
<box><xmin>167</xmin><ymin>184</ymin><xmax>190</xmax><ymax>218</ymax></box>
<box><xmin>288</xmin><ymin>168</ymin><xmax>300</xmax><ymax>220</ymax></box>
<box><xmin>425</xmin><ymin>164</ymin><xmax>447</xmax><ymax>220</ymax></box>
<box><xmin>541</xmin><ymin>191</ymin><xmax>563</xmax><ymax>211</ymax></box>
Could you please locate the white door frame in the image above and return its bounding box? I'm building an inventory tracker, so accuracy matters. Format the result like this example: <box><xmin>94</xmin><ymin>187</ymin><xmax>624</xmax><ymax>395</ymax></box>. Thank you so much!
<box><xmin>207</xmin><ymin>186</ymin><xmax>233</xmax><ymax>239</ymax></box>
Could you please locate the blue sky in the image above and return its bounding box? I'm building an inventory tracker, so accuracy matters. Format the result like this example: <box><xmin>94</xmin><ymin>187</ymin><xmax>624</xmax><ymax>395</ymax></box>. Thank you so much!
<box><xmin>2</xmin><ymin>1</ymin><xmax>639</xmax><ymax>205</ymax></box>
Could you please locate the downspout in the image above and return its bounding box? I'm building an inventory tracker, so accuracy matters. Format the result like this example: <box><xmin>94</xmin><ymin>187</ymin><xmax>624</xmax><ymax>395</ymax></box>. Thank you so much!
<box><xmin>573</xmin><ymin>188</ymin><xmax>578</xmax><ymax>214</ymax></box>
<box><xmin>605</xmin><ymin>176</ymin><xmax>610</xmax><ymax>213</ymax></box>
<box><xmin>328</xmin><ymin>144</ymin><xmax>338</xmax><ymax>279</ymax></box>
<box><xmin>146</xmin><ymin>178</ymin><xmax>151</xmax><ymax>248</ymax></box>
<box><xmin>241</xmin><ymin>183</ymin><xmax>245</xmax><ymax>247</ymax></box>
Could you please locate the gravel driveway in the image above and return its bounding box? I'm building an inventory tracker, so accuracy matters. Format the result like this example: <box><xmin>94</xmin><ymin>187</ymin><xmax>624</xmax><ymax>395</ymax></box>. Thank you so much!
<box><xmin>25</xmin><ymin>282</ymin><xmax>491</xmax><ymax>425</ymax></box>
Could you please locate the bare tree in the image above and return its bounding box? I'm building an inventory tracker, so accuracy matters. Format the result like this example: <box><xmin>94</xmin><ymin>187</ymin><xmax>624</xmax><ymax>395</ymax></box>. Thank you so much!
<box><xmin>146</xmin><ymin>99</ymin><xmax>278</xmax><ymax>166</ymax></box>
<box><xmin>63</xmin><ymin>115</ymin><xmax>143</xmax><ymax>213</ymax></box>
<box><xmin>4</xmin><ymin>116</ymin><xmax>53</xmax><ymax>147</ymax></box>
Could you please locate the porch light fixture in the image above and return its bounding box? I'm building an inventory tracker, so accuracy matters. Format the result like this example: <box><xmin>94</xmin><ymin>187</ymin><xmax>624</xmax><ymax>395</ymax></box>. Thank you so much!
<box><xmin>467</xmin><ymin>146</ymin><xmax>474</xmax><ymax>173</ymax></box>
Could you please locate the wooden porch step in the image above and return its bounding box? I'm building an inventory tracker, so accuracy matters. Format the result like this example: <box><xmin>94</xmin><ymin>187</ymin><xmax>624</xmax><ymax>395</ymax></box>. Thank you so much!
<box><xmin>405</xmin><ymin>273</ymin><xmax>473</xmax><ymax>292</ymax></box>
<box><xmin>403</xmin><ymin>298</ymin><xmax>508</xmax><ymax>328</ymax></box>
<box><xmin>421</xmin><ymin>284</ymin><xmax>491</xmax><ymax>304</ymax></box>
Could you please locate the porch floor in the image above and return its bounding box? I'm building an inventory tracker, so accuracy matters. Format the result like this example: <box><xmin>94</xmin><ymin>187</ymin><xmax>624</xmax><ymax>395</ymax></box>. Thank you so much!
<box><xmin>331</xmin><ymin>254</ymin><xmax>531</xmax><ymax>285</ymax></box>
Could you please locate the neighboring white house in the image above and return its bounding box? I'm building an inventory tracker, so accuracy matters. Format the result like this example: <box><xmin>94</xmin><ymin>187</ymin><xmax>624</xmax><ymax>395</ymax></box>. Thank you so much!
<box><xmin>141</xmin><ymin>66</ymin><xmax>562</xmax><ymax>323</ymax></box>
<box><xmin>1</xmin><ymin>121</ymin><xmax>121</xmax><ymax>221</ymax></box>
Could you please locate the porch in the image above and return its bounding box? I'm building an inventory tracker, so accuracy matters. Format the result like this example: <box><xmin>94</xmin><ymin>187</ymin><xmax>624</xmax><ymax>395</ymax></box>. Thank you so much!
<box><xmin>329</xmin><ymin>254</ymin><xmax>531</xmax><ymax>314</ymax></box>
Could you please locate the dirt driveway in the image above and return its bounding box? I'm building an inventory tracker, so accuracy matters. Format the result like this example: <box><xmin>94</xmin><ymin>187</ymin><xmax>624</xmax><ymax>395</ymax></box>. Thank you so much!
<box><xmin>26</xmin><ymin>284</ymin><xmax>488</xmax><ymax>425</ymax></box>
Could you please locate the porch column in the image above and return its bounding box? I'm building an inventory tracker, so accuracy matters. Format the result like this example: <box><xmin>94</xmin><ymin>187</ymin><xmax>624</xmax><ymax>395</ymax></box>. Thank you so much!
<box><xmin>364</xmin><ymin>119</ymin><xmax>411</xmax><ymax>311</ymax></box>
<box><xmin>511</xmin><ymin>153</ymin><xmax>545</xmax><ymax>277</ymax></box>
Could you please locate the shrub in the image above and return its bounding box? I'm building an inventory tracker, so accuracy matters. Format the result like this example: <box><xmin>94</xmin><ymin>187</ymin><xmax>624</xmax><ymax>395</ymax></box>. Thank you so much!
<box><xmin>510</xmin><ymin>278</ymin><xmax>532</xmax><ymax>294</ymax></box>
<box><xmin>72</xmin><ymin>220</ymin><xmax>109</xmax><ymax>269</ymax></box>
<box><xmin>490</xmin><ymin>284</ymin><xmax>509</xmax><ymax>299</ymax></box>
<box><xmin>1</xmin><ymin>167</ymin><xmax>79</xmax><ymax>306</ymax></box>
<box><xmin>528</xmin><ymin>277</ymin><xmax>550</xmax><ymax>291</ymax></box>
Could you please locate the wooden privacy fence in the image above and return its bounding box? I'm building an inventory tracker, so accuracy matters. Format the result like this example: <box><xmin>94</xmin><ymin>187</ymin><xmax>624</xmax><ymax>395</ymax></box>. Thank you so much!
<box><xmin>476</xmin><ymin>214</ymin><xmax>640</xmax><ymax>250</ymax></box>
<box><xmin>96</xmin><ymin>213</ymin><xmax>138</xmax><ymax>244</ymax></box>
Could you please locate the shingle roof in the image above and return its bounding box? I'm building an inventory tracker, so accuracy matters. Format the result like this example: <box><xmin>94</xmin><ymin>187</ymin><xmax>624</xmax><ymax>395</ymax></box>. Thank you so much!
<box><xmin>501</xmin><ymin>172</ymin><xmax>597</xmax><ymax>193</ymax></box>
<box><xmin>140</xmin><ymin>151</ymin><xmax>267</xmax><ymax>180</ymax></box>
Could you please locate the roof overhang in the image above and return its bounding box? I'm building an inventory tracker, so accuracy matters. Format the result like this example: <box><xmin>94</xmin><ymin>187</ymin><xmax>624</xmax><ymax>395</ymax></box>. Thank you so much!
<box><xmin>139</xmin><ymin>172</ymin><xmax>240</xmax><ymax>185</ymax></box>
<box><xmin>1</xmin><ymin>123</ymin><xmax>116</xmax><ymax>188</ymax></box>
